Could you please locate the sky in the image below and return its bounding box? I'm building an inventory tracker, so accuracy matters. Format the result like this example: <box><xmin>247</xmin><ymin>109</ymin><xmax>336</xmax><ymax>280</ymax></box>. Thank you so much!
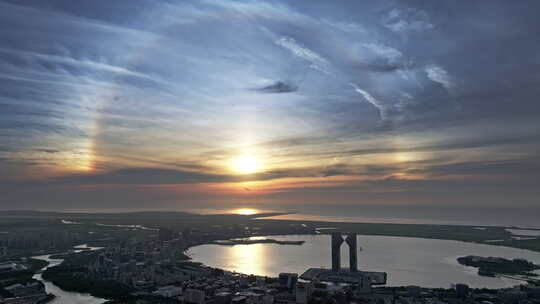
<box><xmin>0</xmin><ymin>0</ymin><xmax>539</xmax><ymax>212</ymax></box>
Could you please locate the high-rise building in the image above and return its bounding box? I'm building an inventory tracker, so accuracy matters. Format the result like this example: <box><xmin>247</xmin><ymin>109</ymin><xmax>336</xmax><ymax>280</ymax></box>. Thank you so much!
<box><xmin>331</xmin><ymin>232</ymin><xmax>358</xmax><ymax>272</ymax></box>
<box><xmin>345</xmin><ymin>233</ymin><xmax>358</xmax><ymax>272</ymax></box>
<box><xmin>331</xmin><ymin>232</ymin><xmax>344</xmax><ymax>271</ymax></box>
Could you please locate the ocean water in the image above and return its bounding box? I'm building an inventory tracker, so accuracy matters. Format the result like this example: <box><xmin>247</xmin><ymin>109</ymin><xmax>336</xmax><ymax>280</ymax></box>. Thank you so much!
<box><xmin>188</xmin><ymin>234</ymin><xmax>540</xmax><ymax>288</ymax></box>
<box><xmin>59</xmin><ymin>204</ymin><xmax>540</xmax><ymax>229</ymax></box>
<box><xmin>188</xmin><ymin>204</ymin><xmax>540</xmax><ymax>229</ymax></box>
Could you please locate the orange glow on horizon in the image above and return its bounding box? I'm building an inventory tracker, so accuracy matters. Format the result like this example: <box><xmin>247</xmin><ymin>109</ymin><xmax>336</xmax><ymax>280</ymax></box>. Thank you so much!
<box><xmin>233</xmin><ymin>208</ymin><xmax>258</xmax><ymax>215</ymax></box>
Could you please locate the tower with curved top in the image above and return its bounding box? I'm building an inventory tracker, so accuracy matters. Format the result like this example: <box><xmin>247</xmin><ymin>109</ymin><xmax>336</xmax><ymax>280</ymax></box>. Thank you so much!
<box><xmin>331</xmin><ymin>232</ymin><xmax>358</xmax><ymax>272</ymax></box>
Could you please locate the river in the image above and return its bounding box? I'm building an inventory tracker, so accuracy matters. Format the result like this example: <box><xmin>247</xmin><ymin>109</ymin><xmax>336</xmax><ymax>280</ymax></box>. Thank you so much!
<box><xmin>32</xmin><ymin>244</ymin><xmax>107</xmax><ymax>304</ymax></box>
<box><xmin>188</xmin><ymin>234</ymin><xmax>540</xmax><ymax>288</ymax></box>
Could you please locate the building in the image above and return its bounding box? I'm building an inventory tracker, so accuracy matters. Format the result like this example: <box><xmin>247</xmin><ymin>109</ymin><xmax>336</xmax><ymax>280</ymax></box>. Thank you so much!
<box><xmin>0</xmin><ymin>246</ymin><xmax>7</xmax><ymax>257</ymax></box>
<box><xmin>278</xmin><ymin>273</ymin><xmax>298</xmax><ymax>290</ymax></box>
<box><xmin>154</xmin><ymin>285</ymin><xmax>183</xmax><ymax>298</ymax></box>
<box><xmin>331</xmin><ymin>232</ymin><xmax>358</xmax><ymax>272</ymax></box>
<box><xmin>331</xmin><ymin>233</ymin><xmax>343</xmax><ymax>272</ymax></box>
<box><xmin>296</xmin><ymin>281</ymin><xmax>313</xmax><ymax>304</ymax></box>
<box><xmin>184</xmin><ymin>288</ymin><xmax>206</xmax><ymax>304</ymax></box>
<box><xmin>301</xmin><ymin>232</ymin><xmax>387</xmax><ymax>289</ymax></box>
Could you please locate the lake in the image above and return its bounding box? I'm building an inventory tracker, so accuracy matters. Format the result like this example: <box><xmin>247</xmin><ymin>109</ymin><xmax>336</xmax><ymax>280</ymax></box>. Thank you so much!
<box><xmin>188</xmin><ymin>235</ymin><xmax>540</xmax><ymax>288</ymax></box>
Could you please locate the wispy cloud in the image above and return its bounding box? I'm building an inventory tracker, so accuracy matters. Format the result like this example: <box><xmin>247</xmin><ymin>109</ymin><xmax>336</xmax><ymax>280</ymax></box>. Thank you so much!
<box><xmin>362</xmin><ymin>43</ymin><xmax>404</xmax><ymax>64</ymax></box>
<box><xmin>425</xmin><ymin>64</ymin><xmax>457</xmax><ymax>93</ymax></box>
<box><xmin>0</xmin><ymin>48</ymin><xmax>152</xmax><ymax>80</ymax></box>
<box><xmin>382</xmin><ymin>8</ymin><xmax>434</xmax><ymax>33</ymax></box>
<box><xmin>350</xmin><ymin>83</ymin><xmax>387</xmax><ymax>120</ymax></box>
<box><xmin>275</xmin><ymin>36</ymin><xmax>330</xmax><ymax>74</ymax></box>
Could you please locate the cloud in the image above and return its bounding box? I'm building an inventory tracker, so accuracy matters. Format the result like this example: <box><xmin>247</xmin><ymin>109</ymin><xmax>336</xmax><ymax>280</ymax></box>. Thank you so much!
<box><xmin>353</xmin><ymin>43</ymin><xmax>414</xmax><ymax>76</ymax></box>
<box><xmin>274</xmin><ymin>36</ymin><xmax>330</xmax><ymax>74</ymax></box>
<box><xmin>425</xmin><ymin>64</ymin><xmax>457</xmax><ymax>93</ymax></box>
<box><xmin>0</xmin><ymin>47</ymin><xmax>151</xmax><ymax>80</ymax></box>
<box><xmin>1</xmin><ymin>0</ymin><xmax>540</xmax><ymax>210</ymax></box>
<box><xmin>322</xmin><ymin>19</ymin><xmax>366</xmax><ymax>34</ymax></box>
<box><xmin>253</xmin><ymin>81</ymin><xmax>298</xmax><ymax>93</ymax></box>
<box><xmin>35</xmin><ymin>149</ymin><xmax>60</xmax><ymax>154</ymax></box>
<box><xmin>411</xmin><ymin>158</ymin><xmax>540</xmax><ymax>178</ymax></box>
<box><xmin>48</xmin><ymin>167</ymin><xmax>230</xmax><ymax>185</ymax></box>
<box><xmin>362</xmin><ymin>43</ymin><xmax>404</xmax><ymax>64</ymax></box>
<box><xmin>382</xmin><ymin>8</ymin><xmax>434</xmax><ymax>33</ymax></box>
<box><xmin>350</xmin><ymin>83</ymin><xmax>387</xmax><ymax>120</ymax></box>
<box><xmin>333</xmin><ymin>134</ymin><xmax>540</xmax><ymax>158</ymax></box>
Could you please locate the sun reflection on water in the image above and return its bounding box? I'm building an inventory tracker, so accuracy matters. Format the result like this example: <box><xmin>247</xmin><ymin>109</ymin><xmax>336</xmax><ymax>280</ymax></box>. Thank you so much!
<box><xmin>228</xmin><ymin>244</ymin><xmax>265</xmax><ymax>275</ymax></box>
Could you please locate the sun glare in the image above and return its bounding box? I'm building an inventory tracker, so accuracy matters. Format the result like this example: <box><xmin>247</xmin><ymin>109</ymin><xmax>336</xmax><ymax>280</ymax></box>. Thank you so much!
<box><xmin>232</xmin><ymin>154</ymin><xmax>259</xmax><ymax>174</ymax></box>
<box><xmin>234</xmin><ymin>208</ymin><xmax>258</xmax><ymax>215</ymax></box>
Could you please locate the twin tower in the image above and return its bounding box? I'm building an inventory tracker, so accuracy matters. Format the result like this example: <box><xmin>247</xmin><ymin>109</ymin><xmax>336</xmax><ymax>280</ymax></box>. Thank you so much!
<box><xmin>331</xmin><ymin>232</ymin><xmax>358</xmax><ymax>272</ymax></box>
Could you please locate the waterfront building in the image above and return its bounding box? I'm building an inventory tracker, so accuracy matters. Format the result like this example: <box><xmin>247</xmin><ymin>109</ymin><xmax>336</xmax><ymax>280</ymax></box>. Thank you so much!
<box><xmin>301</xmin><ymin>232</ymin><xmax>387</xmax><ymax>289</ymax></box>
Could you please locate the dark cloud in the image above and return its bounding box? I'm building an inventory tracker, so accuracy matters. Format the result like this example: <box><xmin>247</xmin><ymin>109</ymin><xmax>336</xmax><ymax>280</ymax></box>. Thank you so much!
<box><xmin>410</xmin><ymin>158</ymin><xmax>540</xmax><ymax>178</ymax></box>
<box><xmin>35</xmin><ymin>148</ymin><xmax>60</xmax><ymax>154</ymax></box>
<box><xmin>52</xmin><ymin>167</ymin><xmax>231</xmax><ymax>185</ymax></box>
<box><xmin>351</xmin><ymin>62</ymin><xmax>402</xmax><ymax>73</ymax></box>
<box><xmin>253</xmin><ymin>81</ymin><xmax>298</xmax><ymax>94</ymax></box>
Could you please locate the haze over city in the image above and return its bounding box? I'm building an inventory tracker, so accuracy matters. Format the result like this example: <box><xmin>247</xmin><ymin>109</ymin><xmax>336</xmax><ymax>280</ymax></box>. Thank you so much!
<box><xmin>1</xmin><ymin>0</ymin><xmax>539</xmax><ymax>214</ymax></box>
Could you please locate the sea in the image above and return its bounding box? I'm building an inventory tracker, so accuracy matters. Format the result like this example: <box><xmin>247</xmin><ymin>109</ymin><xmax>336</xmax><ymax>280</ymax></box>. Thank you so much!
<box><xmin>182</xmin><ymin>204</ymin><xmax>540</xmax><ymax>229</ymax></box>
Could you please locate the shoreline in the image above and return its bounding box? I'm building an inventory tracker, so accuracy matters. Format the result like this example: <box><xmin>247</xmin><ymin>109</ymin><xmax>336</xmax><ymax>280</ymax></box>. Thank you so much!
<box><xmin>250</xmin><ymin>219</ymin><xmax>540</xmax><ymax>253</ymax></box>
<box><xmin>185</xmin><ymin>234</ymin><xmax>540</xmax><ymax>289</ymax></box>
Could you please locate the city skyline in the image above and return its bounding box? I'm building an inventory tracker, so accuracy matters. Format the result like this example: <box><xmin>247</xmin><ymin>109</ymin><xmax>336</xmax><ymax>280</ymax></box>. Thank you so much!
<box><xmin>1</xmin><ymin>0</ymin><xmax>539</xmax><ymax>210</ymax></box>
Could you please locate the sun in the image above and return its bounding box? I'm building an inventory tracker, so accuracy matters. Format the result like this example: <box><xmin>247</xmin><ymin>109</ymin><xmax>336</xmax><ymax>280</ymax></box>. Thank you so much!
<box><xmin>234</xmin><ymin>208</ymin><xmax>258</xmax><ymax>215</ymax></box>
<box><xmin>232</xmin><ymin>154</ymin><xmax>259</xmax><ymax>174</ymax></box>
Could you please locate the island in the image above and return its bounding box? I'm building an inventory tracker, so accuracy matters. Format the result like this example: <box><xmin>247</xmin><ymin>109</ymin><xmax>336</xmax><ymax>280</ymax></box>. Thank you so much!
<box><xmin>457</xmin><ymin>255</ymin><xmax>540</xmax><ymax>277</ymax></box>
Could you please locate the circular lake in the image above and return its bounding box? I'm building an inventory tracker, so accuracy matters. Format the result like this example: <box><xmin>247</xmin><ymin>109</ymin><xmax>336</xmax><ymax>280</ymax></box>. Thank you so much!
<box><xmin>187</xmin><ymin>235</ymin><xmax>540</xmax><ymax>288</ymax></box>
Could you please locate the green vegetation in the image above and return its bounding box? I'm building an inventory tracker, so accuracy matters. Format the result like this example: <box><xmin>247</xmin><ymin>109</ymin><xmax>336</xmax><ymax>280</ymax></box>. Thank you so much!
<box><xmin>43</xmin><ymin>265</ymin><xmax>133</xmax><ymax>299</ymax></box>
<box><xmin>0</xmin><ymin>258</ymin><xmax>48</xmax><ymax>289</ymax></box>
<box><xmin>49</xmin><ymin>250</ymin><xmax>100</xmax><ymax>266</ymax></box>
<box><xmin>41</xmin><ymin>250</ymin><xmax>132</xmax><ymax>300</ymax></box>
<box><xmin>26</xmin><ymin>258</ymin><xmax>49</xmax><ymax>272</ymax></box>
<box><xmin>457</xmin><ymin>255</ymin><xmax>540</xmax><ymax>277</ymax></box>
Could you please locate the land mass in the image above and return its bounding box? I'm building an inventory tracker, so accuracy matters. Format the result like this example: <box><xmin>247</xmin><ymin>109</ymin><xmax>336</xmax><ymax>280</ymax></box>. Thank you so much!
<box><xmin>1</xmin><ymin>210</ymin><xmax>540</xmax><ymax>259</ymax></box>
<box><xmin>457</xmin><ymin>255</ymin><xmax>540</xmax><ymax>277</ymax></box>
